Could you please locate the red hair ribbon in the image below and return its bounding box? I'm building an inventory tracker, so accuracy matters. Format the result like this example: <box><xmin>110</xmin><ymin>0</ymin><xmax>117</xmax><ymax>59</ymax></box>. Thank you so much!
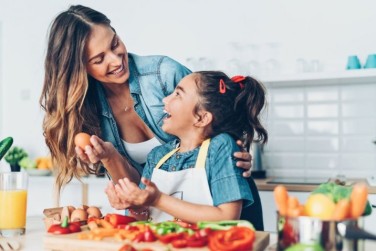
<box><xmin>231</xmin><ymin>75</ymin><xmax>246</xmax><ymax>89</ymax></box>
<box><xmin>219</xmin><ymin>79</ymin><xmax>226</xmax><ymax>94</ymax></box>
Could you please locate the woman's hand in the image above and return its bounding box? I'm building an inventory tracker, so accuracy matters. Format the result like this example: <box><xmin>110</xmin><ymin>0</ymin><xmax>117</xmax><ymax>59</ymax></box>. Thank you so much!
<box><xmin>75</xmin><ymin>135</ymin><xmax>116</xmax><ymax>164</ymax></box>
<box><xmin>234</xmin><ymin>140</ymin><xmax>253</xmax><ymax>178</ymax></box>
<box><xmin>105</xmin><ymin>181</ymin><xmax>131</xmax><ymax>210</ymax></box>
<box><xmin>114</xmin><ymin>177</ymin><xmax>161</xmax><ymax>208</ymax></box>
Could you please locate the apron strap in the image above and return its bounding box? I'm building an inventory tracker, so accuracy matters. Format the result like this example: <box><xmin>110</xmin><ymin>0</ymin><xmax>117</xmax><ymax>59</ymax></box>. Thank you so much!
<box><xmin>194</xmin><ymin>138</ymin><xmax>210</xmax><ymax>169</ymax></box>
<box><xmin>155</xmin><ymin>148</ymin><xmax>180</xmax><ymax>169</ymax></box>
<box><xmin>154</xmin><ymin>139</ymin><xmax>211</xmax><ymax>169</ymax></box>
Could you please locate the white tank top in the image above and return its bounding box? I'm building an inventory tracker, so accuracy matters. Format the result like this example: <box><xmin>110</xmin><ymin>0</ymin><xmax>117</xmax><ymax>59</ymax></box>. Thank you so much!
<box><xmin>122</xmin><ymin>137</ymin><xmax>162</xmax><ymax>164</ymax></box>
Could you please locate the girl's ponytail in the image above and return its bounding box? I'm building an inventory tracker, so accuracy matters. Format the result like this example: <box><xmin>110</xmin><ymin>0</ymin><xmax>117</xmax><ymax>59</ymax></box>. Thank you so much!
<box><xmin>234</xmin><ymin>76</ymin><xmax>268</xmax><ymax>147</ymax></box>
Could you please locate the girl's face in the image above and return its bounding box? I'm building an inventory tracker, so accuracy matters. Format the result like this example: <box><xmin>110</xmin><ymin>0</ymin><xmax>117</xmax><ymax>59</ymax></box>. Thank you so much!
<box><xmin>162</xmin><ymin>74</ymin><xmax>201</xmax><ymax>137</ymax></box>
<box><xmin>85</xmin><ymin>25</ymin><xmax>129</xmax><ymax>85</ymax></box>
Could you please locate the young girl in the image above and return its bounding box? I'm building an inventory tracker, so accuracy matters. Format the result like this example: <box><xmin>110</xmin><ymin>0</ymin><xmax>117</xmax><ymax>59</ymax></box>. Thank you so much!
<box><xmin>105</xmin><ymin>71</ymin><xmax>268</xmax><ymax>223</ymax></box>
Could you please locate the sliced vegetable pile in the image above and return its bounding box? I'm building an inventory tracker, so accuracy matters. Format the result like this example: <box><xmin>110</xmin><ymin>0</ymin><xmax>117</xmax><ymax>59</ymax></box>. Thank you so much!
<box><xmin>274</xmin><ymin>181</ymin><xmax>372</xmax><ymax>220</ymax></box>
<box><xmin>47</xmin><ymin>213</ymin><xmax>256</xmax><ymax>251</ymax></box>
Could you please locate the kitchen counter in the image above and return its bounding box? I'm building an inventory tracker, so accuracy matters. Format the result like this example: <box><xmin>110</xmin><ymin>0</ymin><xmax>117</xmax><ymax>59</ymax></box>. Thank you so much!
<box><xmin>254</xmin><ymin>177</ymin><xmax>376</xmax><ymax>194</ymax></box>
<box><xmin>6</xmin><ymin>217</ymin><xmax>376</xmax><ymax>250</ymax></box>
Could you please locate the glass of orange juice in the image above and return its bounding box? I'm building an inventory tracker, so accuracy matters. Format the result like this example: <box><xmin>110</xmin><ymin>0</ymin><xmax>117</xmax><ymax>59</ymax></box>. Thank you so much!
<box><xmin>0</xmin><ymin>171</ymin><xmax>28</xmax><ymax>236</ymax></box>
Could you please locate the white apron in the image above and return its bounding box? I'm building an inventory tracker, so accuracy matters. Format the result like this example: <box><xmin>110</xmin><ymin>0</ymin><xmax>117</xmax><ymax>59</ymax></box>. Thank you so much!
<box><xmin>149</xmin><ymin>139</ymin><xmax>213</xmax><ymax>222</ymax></box>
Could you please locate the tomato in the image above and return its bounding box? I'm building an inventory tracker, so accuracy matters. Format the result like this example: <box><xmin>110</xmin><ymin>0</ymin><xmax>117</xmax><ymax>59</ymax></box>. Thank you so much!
<box><xmin>143</xmin><ymin>228</ymin><xmax>157</xmax><ymax>242</ymax></box>
<box><xmin>118</xmin><ymin>244</ymin><xmax>137</xmax><ymax>251</ymax></box>
<box><xmin>74</xmin><ymin>132</ymin><xmax>92</xmax><ymax>149</ymax></box>
<box><xmin>132</xmin><ymin>227</ymin><xmax>157</xmax><ymax>243</ymax></box>
<box><xmin>208</xmin><ymin>227</ymin><xmax>255</xmax><ymax>251</ymax></box>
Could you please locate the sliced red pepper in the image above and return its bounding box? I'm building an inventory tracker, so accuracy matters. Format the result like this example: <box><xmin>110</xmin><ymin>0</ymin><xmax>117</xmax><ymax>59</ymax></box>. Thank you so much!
<box><xmin>208</xmin><ymin>226</ymin><xmax>255</xmax><ymax>251</ymax></box>
<box><xmin>171</xmin><ymin>239</ymin><xmax>188</xmax><ymax>248</ymax></box>
<box><xmin>183</xmin><ymin>232</ymin><xmax>208</xmax><ymax>248</ymax></box>
<box><xmin>195</xmin><ymin>228</ymin><xmax>212</xmax><ymax>238</ymax></box>
<box><xmin>104</xmin><ymin>214</ymin><xmax>136</xmax><ymax>227</ymax></box>
<box><xmin>158</xmin><ymin>232</ymin><xmax>185</xmax><ymax>244</ymax></box>
<box><xmin>47</xmin><ymin>216</ymin><xmax>81</xmax><ymax>235</ymax></box>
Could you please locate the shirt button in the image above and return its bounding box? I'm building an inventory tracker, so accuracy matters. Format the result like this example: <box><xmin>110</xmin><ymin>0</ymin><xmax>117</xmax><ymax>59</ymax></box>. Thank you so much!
<box><xmin>176</xmin><ymin>154</ymin><xmax>180</xmax><ymax>159</ymax></box>
<box><xmin>172</xmin><ymin>166</ymin><xmax>176</xmax><ymax>171</ymax></box>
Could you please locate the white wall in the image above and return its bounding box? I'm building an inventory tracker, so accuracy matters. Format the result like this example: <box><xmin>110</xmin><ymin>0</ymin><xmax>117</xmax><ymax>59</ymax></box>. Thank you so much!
<box><xmin>0</xmin><ymin>0</ymin><xmax>376</xmax><ymax>170</ymax></box>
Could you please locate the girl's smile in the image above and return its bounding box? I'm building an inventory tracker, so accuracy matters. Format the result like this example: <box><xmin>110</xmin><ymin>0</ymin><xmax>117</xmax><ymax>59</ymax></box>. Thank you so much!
<box><xmin>162</xmin><ymin>74</ymin><xmax>200</xmax><ymax>138</ymax></box>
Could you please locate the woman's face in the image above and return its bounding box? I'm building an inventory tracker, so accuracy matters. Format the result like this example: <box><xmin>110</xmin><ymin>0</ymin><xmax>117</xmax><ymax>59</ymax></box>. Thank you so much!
<box><xmin>162</xmin><ymin>74</ymin><xmax>201</xmax><ymax>137</ymax></box>
<box><xmin>85</xmin><ymin>24</ymin><xmax>129</xmax><ymax>85</ymax></box>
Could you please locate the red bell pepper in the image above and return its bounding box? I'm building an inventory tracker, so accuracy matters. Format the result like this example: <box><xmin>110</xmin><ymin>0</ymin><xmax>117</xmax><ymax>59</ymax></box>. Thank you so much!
<box><xmin>208</xmin><ymin>226</ymin><xmax>255</xmax><ymax>251</ymax></box>
<box><xmin>104</xmin><ymin>213</ymin><xmax>136</xmax><ymax>227</ymax></box>
<box><xmin>47</xmin><ymin>216</ymin><xmax>81</xmax><ymax>235</ymax></box>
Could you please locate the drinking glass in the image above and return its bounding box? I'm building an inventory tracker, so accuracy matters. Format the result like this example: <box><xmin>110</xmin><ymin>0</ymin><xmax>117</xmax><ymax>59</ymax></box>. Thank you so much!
<box><xmin>0</xmin><ymin>171</ymin><xmax>28</xmax><ymax>236</ymax></box>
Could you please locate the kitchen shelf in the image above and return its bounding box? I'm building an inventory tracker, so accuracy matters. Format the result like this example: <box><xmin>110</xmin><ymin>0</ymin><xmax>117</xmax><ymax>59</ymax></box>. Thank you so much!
<box><xmin>261</xmin><ymin>68</ymin><xmax>376</xmax><ymax>87</ymax></box>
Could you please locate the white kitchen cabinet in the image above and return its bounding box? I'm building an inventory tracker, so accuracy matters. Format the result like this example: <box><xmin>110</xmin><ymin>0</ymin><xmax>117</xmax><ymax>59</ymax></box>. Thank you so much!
<box><xmin>262</xmin><ymin>68</ymin><xmax>376</xmax><ymax>87</ymax></box>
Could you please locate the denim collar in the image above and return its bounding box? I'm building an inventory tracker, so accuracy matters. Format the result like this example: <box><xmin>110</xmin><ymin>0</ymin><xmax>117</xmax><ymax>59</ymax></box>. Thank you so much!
<box><xmin>128</xmin><ymin>53</ymin><xmax>141</xmax><ymax>96</ymax></box>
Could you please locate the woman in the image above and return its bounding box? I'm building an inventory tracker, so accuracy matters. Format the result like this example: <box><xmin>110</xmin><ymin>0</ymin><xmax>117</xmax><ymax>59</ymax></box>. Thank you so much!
<box><xmin>40</xmin><ymin>5</ymin><xmax>252</xmax><ymax>192</ymax></box>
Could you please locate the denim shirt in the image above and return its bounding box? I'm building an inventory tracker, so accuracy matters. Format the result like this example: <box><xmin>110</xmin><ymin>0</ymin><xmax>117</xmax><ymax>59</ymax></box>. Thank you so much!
<box><xmin>141</xmin><ymin>133</ymin><xmax>254</xmax><ymax>208</ymax></box>
<box><xmin>96</xmin><ymin>53</ymin><xmax>192</xmax><ymax>175</ymax></box>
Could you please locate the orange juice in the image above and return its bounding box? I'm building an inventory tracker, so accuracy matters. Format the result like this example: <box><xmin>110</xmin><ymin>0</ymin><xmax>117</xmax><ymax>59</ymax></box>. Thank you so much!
<box><xmin>0</xmin><ymin>190</ymin><xmax>28</xmax><ymax>229</ymax></box>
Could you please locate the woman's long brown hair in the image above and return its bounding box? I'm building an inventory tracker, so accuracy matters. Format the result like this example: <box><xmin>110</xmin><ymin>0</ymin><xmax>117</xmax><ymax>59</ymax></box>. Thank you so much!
<box><xmin>40</xmin><ymin>5</ymin><xmax>111</xmax><ymax>194</ymax></box>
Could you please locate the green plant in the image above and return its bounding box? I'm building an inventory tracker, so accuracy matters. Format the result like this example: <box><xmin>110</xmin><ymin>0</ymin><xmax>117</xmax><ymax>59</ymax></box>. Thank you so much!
<box><xmin>4</xmin><ymin>146</ymin><xmax>28</xmax><ymax>166</ymax></box>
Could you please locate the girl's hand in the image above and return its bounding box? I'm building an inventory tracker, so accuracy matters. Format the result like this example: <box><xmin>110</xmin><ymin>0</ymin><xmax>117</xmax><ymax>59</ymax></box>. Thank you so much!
<box><xmin>234</xmin><ymin>140</ymin><xmax>253</xmax><ymax>178</ymax></box>
<box><xmin>105</xmin><ymin>181</ymin><xmax>131</xmax><ymax>210</ymax></box>
<box><xmin>75</xmin><ymin>135</ymin><xmax>116</xmax><ymax>164</ymax></box>
<box><xmin>114</xmin><ymin>177</ymin><xmax>161</xmax><ymax>207</ymax></box>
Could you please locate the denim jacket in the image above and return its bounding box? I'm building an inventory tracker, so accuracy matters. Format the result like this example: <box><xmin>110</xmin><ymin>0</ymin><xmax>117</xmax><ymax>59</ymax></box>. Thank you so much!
<box><xmin>96</xmin><ymin>53</ymin><xmax>191</xmax><ymax>174</ymax></box>
<box><xmin>141</xmin><ymin>133</ymin><xmax>254</xmax><ymax>208</ymax></box>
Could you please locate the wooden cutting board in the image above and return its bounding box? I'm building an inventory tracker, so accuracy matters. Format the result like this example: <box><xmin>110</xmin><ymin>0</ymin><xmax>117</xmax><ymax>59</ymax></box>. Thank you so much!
<box><xmin>44</xmin><ymin>231</ymin><xmax>269</xmax><ymax>251</ymax></box>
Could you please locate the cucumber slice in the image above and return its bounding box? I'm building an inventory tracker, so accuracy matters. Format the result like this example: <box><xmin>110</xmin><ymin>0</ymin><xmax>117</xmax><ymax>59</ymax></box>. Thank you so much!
<box><xmin>0</xmin><ymin>137</ymin><xmax>13</xmax><ymax>161</ymax></box>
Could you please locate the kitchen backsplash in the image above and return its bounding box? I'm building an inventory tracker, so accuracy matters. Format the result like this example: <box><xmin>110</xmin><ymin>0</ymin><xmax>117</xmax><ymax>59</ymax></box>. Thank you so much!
<box><xmin>263</xmin><ymin>82</ymin><xmax>376</xmax><ymax>179</ymax></box>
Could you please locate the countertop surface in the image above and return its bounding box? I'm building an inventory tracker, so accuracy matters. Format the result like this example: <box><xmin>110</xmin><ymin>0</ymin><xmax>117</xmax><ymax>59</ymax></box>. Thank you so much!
<box><xmin>5</xmin><ymin>217</ymin><xmax>376</xmax><ymax>250</ymax></box>
<box><xmin>254</xmin><ymin>177</ymin><xmax>376</xmax><ymax>194</ymax></box>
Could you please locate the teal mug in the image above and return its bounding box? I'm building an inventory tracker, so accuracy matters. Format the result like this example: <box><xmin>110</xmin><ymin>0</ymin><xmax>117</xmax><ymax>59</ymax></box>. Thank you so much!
<box><xmin>364</xmin><ymin>54</ymin><xmax>376</xmax><ymax>69</ymax></box>
<box><xmin>346</xmin><ymin>55</ymin><xmax>361</xmax><ymax>70</ymax></box>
